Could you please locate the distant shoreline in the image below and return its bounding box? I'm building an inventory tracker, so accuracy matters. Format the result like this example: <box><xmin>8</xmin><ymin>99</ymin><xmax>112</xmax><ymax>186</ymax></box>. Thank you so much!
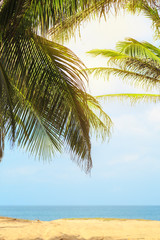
<box><xmin>0</xmin><ymin>215</ymin><xmax>158</xmax><ymax>221</ymax></box>
<box><xmin>1</xmin><ymin>205</ymin><xmax>160</xmax><ymax>221</ymax></box>
<box><xmin>0</xmin><ymin>215</ymin><xmax>157</xmax><ymax>220</ymax></box>
<box><xmin>0</xmin><ymin>217</ymin><xmax>160</xmax><ymax>239</ymax></box>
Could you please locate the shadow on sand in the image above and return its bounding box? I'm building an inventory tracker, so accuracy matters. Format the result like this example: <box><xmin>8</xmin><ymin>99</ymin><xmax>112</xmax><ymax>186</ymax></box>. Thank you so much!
<box><xmin>15</xmin><ymin>236</ymin><xmax>126</xmax><ymax>240</ymax></box>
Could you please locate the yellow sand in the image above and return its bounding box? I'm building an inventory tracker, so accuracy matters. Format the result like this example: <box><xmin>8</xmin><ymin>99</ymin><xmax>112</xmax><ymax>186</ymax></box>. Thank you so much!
<box><xmin>0</xmin><ymin>217</ymin><xmax>160</xmax><ymax>240</ymax></box>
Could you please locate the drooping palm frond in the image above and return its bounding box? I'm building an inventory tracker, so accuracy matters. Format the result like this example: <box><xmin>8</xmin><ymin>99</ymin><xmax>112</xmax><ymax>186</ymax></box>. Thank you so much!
<box><xmin>0</xmin><ymin>0</ymin><xmax>158</xmax><ymax>40</ymax></box>
<box><xmin>47</xmin><ymin>0</ymin><xmax>114</xmax><ymax>41</ymax></box>
<box><xmin>43</xmin><ymin>0</ymin><xmax>157</xmax><ymax>40</ymax></box>
<box><xmin>87</xmin><ymin>67</ymin><xmax>160</xmax><ymax>91</ymax></box>
<box><xmin>0</xmin><ymin>34</ymin><xmax>92</xmax><ymax>171</ymax></box>
<box><xmin>127</xmin><ymin>0</ymin><xmax>160</xmax><ymax>38</ymax></box>
<box><xmin>0</xmin><ymin>0</ymin><xmax>114</xmax><ymax>172</ymax></box>
<box><xmin>0</xmin><ymin>0</ymin><xmax>129</xmax><ymax>40</ymax></box>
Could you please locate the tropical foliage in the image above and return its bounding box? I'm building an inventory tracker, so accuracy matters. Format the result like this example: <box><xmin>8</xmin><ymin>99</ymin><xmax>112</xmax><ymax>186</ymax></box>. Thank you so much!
<box><xmin>0</xmin><ymin>0</ymin><xmax>159</xmax><ymax>171</ymax></box>
<box><xmin>128</xmin><ymin>0</ymin><xmax>160</xmax><ymax>39</ymax></box>
<box><xmin>87</xmin><ymin>37</ymin><xmax>160</xmax><ymax>105</ymax></box>
<box><xmin>0</xmin><ymin>0</ymin><xmax>121</xmax><ymax>172</ymax></box>
<box><xmin>47</xmin><ymin>0</ymin><xmax>160</xmax><ymax>42</ymax></box>
<box><xmin>86</xmin><ymin>0</ymin><xmax>160</xmax><ymax>103</ymax></box>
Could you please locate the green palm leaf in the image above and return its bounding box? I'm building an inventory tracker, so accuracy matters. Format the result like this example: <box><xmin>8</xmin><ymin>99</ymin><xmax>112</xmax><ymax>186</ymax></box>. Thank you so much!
<box><xmin>86</xmin><ymin>66</ymin><xmax>160</xmax><ymax>91</ymax></box>
<box><xmin>88</xmin><ymin>37</ymin><xmax>160</xmax><ymax>137</ymax></box>
<box><xmin>87</xmin><ymin>38</ymin><xmax>160</xmax><ymax>91</ymax></box>
<box><xmin>116</xmin><ymin>38</ymin><xmax>160</xmax><ymax>62</ymax></box>
<box><xmin>45</xmin><ymin>0</ymin><xmax>157</xmax><ymax>40</ymax></box>
<box><xmin>96</xmin><ymin>93</ymin><xmax>160</xmax><ymax>105</ymax></box>
<box><xmin>132</xmin><ymin>1</ymin><xmax>160</xmax><ymax>38</ymax></box>
<box><xmin>0</xmin><ymin>35</ymin><xmax>92</xmax><ymax>170</ymax></box>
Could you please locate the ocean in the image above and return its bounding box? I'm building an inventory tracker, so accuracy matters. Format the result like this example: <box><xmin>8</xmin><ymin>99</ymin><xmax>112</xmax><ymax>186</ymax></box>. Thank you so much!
<box><xmin>0</xmin><ymin>206</ymin><xmax>160</xmax><ymax>221</ymax></box>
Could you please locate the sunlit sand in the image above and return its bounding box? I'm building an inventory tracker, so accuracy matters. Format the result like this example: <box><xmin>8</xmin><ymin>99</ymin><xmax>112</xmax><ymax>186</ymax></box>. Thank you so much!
<box><xmin>0</xmin><ymin>217</ymin><xmax>160</xmax><ymax>239</ymax></box>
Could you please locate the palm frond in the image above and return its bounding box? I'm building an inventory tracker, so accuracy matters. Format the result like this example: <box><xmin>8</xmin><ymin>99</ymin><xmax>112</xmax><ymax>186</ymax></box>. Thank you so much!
<box><xmin>106</xmin><ymin>53</ymin><xmax>160</xmax><ymax>80</ymax></box>
<box><xmin>8</xmin><ymin>85</ymin><xmax>63</xmax><ymax>160</ymax></box>
<box><xmin>0</xmin><ymin>61</ymin><xmax>16</xmax><ymax>142</ymax></box>
<box><xmin>86</xmin><ymin>67</ymin><xmax>160</xmax><ymax>90</ymax></box>
<box><xmin>137</xmin><ymin>1</ymin><xmax>160</xmax><ymax>38</ymax></box>
<box><xmin>0</xmin><ymin>34</ymin><xmax>91</xmax><ymax>170</ymax></box>
<box><xmin>47</xmin><ymin>0</ymin><xmax>154</xmax><ymax>41</ymax></box>
<box><xmin>96</xmin><ymin>93</ymin><xmax>160</xmax><ymax>105</ymax></box>
<box><xmin>0</xmin><ymin>27</ymin><xmax>114</xmax><ymax>172</ymax></box>
<box><xmin>0</xmin><ymin>0</ymin><xmax>158</xmax><ymax>43</ymax></box>
<box><xmin>142</xmin><ymin>41</ymin><xmax>160</xmax><ymax>57</ymax></box>
<box><xmin>116</xmin><ymin>38</ymin><xmax>160</xmax><ymax>63</ymax></box>
<box><xmin>0</xmin><ymin>0</ymin><xmax>158</xmax><ymax>40</ymax></box>
<box><xmin>87</xmin><ymin>38</ymin><xmax>160</xmax><ymax>92</ymax></box>
<box><xmin>87</xmin><ymin>49</ymin><xmax>126</xmax><ymax>58</ymax></box>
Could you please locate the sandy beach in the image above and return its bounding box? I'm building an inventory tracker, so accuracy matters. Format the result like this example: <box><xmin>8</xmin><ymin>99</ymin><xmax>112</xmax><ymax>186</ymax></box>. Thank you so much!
<box><xmin>0</xmin><ymin>217</ymin><xmax>160</xmax><ymax>240</ymax></box>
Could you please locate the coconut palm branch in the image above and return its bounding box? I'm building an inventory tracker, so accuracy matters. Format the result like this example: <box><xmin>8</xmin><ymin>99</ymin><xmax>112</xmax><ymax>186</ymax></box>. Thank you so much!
<box><xmin>87</xmin><ymin>38</ymin><xmax>160</xmax><ymax>90</ymax></box>
<box><xmin>36</xmin><ymin>0</ymin><xmax>157</xmax><ymax>41</ymax></box>
<box><xmin>87</xmin><ymin>38</ymin><xmax>160</xmax><ymax>109</ymax></box>
<box><xmin>0</xmin><ymin>0</ymin><xmax>126</xmax><ymax>39</ymax></box>
<box><xmin>127</xmin><ymin>0</ymin><xmax>160</xmax><ymax>39</ymax></box>
<box><xmin>0</xmin><ymin>0</ymin><xmax>114</xmax><ymax>171</ymax></box>
<box><xmin>96</xmin><ymin>93</ymin><xmax>160</xmax><ymax>105</ymax></box>
<box><xmin>0</xmin><ymin>0</ymin><xmax>158</xmax><ymax>40</ymax></box>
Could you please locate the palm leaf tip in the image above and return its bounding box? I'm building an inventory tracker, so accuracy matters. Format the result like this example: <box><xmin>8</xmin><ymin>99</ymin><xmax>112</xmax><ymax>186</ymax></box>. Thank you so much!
<box><xmin>87</xmin><ymin>94</ymin><xmax>113</xmax><ymax>141</ymax></box>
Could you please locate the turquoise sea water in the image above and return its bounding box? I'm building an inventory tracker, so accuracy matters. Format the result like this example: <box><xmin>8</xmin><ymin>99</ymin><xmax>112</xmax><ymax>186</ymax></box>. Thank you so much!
<box><xmin>0</xmin><ymin>206</ymin><xmax>160</xmax><ymax>221</ymax></box>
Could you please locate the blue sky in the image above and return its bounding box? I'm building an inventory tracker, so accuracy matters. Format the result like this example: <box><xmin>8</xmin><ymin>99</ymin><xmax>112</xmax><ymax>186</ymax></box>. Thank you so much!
<box><xmin>1</xmin><ymin>12</ymin><xmax>160</xmax><ymax>206</ymax></box>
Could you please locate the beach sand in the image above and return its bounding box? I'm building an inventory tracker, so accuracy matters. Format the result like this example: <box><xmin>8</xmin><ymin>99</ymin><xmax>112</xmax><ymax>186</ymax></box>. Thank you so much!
<box><xmin>0</xmin><ymin>217</ymin><xmax>160</xmax><ymax>240</ymax></box>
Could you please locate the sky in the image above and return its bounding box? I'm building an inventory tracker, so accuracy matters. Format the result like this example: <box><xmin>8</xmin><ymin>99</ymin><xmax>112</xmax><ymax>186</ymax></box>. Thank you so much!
<box><xmin>1</xmin><ymin>11</ymin><xmax>160</xmax><ymax>206</ymax></box>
